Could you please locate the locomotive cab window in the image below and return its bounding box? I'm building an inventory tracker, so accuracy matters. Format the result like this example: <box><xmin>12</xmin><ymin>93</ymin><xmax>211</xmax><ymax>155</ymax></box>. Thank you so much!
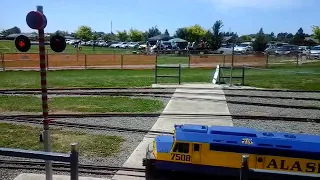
<box><xmin>173</xmin><ymin>142</ymin><xmax>189</xmax><ymax>153</ymax></box>
<box><xmin>193</xmin><ymin>144</ymin><xmax>200</xmax><ymax>151</ymax></box>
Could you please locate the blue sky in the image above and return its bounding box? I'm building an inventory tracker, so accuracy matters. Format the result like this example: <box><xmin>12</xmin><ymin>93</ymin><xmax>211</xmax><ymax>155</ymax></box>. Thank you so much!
<box><xmin>1</xmin><ymin>0</ymin><xmax>319</xmax><ymax>36</ymax></box>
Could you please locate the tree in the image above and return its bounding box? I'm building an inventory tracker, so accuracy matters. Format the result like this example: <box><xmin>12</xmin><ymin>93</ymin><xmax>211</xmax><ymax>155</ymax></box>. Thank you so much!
<box><xmin>129</xmin><ymin>29</ymin><xmax>144</xmax><ymax>42</ymax></box>
<box><xmin>186</xmin><ymin>25</ymin><xmax>206</xmax><ymax>42</ymax></box>
<box><xmin>175</xmin><ymin>28</ymin><xmax>188</xmax><ymax>40</ymax></box>
<box><xmin>240</xmin><ymin>35</ymin><xmax>252</xmax><ymax>42</ymax></box>
<box><xmin>75</xmin><ymin>26</ymin><xmax>92</xmax><ymax>41</ymax></box>
<box><xmin>142</xmin><ymin>31</ymin><xmax>149</xmax><ymax>41</ymax></box>
<box><xmin>312</xmin><ymin>26</ymin><xmax>320</xmax><ymax>44</ymax></box>
<box><xmin>104</xmin><ymin>33</ymin><xmax>117</xmax><ymax>41</ymax></box>
<box><xmin>292</xmin><ymin>28</ymin><xmax>305</xmax><ymax>45</ymax></box>
<box><xmin>210</xmin><ymin>20</ymin><xmax>223</xmax><ymax>50</ymax></box>
<box><xmin>147</xmin><ymin>26</ymin><xmax>161</xmax><ymax>38</ymax></box>
<box><xmin>164</xmin><ymin>29</ymin><xmax>170</xmax><ymax>36</ymax></box>
<box><xmin>117</xmin><ymin>30</ymin><xmax>129</xmax><ymax>41</ymax></box>
<box><xmin>1</xmin><ymin>26</ymin><xmax>21</xmax><ymax>36</ymax></box>
<box><xmin>268</xmin><ymin>32</ymin><xmax>276</xmax><ymax>41</ymax></box>
<box><xmin>252</xmin><ymin>28</ymin><xmax>268</xmax><ymax>52</ymax></box>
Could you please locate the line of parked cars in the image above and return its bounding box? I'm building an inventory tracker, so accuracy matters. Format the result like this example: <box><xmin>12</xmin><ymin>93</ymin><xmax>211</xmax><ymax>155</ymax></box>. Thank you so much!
<box><xmin>265</xmin><ymin>43</ymin><xmax>320</xmax><ymax>59</ymax></box>
<box><xmin>65</xmin><ymin>39</ymin><xmax>145</xmax><ymax>49</ymax></box>
<box><xmin>214</xmin><ymin>42</ymin><xmax>320</xmax><ymax>59</ymax></box>
<box><xmin>214</xmin><ymin>42</ymin><xmax>254</xmax><ymax>54</ymax></box>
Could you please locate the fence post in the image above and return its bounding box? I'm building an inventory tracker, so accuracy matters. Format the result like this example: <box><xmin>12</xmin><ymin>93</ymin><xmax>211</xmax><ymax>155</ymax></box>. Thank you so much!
<box><xmin>240</xmin><ymin>155</ymin><xmax>249</xmax><ymax>180</ymax></box>
<box><xmin>218</xmin><ymin>66</ymin><xmax>221</xmax><ymax>84</ymax></box>
<box><xmin>296</xmin><ymin>54</ymin><xmax>299</xmax><ymax>67</ymax></box>
<box><xmin>84</xmin><ymin>54</ymin><xmax>87</xmax><ymax>70</ymax></box>
<box><xmin>265</xmin><ymin>53</ymin><xmax>269</xmax><ymax>68</ymax></box>
<box><xmin>242</xmin><ymin>66</ymin><xmax>245</xmax><ymax>85</ymax></box>
<box><xmin>188</xmin><ymin>55</ymin><xmax>191</xmax><ymax>68</ymax></box>
<box><xmin>1</xmin><ymin>53</ymin><xmax>5</xmax><ymax>72</ymax></box>
<box><xmin>154</xmin><ymin>64</ymin><xmax>157</xmax><ymax>84</ymax></box>
<box><xmin>222</xmin><ymin>55</ymin><xmax>226</xmax><ymax>67</ymax></box>
<box><xmin>121</xmin><ymin>54</ymin><xmax>123</xmax><ymax>69</ymax></box>
<box><xmin>178</xmin><ymin>64</ymin><xmax>181</xmax><ymax>85</ymax></box>
<box><xmin>70</xmin><ymin>143</ymin><xmax>79</xmax><ymax>180</ymax></box>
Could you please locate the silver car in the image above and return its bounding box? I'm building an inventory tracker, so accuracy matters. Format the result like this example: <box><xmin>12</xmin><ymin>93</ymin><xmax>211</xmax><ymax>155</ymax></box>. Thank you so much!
<box><xmin>308</xmin><ymin>45</ymin><xmax>320</xmax><ymax>59</ymax></box>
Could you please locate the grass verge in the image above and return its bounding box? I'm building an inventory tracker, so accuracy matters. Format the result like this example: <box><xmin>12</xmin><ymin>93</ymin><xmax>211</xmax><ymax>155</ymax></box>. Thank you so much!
<box><xmin>0</xmin><ymin>96</ymin><xmax>165</xmax><ymax>113</ymax></box>
<box><xmin>220</xmin><ymin>62</ymin><xmax>320</xmax><ymax>90</ymax></box>
<box><xmin>0</xmin><ymin>123</ymin><xmax>124</xmax><ymax>157</ymax></box>
<box><xmin>1</xmin><ymin>63</ymin><xmax>319</xmax><ymax>90</ymax></box>
<box><xmin>0</xmin><ymin>68</ymin><xmax>213</xmax><ymax>89</ymax></box>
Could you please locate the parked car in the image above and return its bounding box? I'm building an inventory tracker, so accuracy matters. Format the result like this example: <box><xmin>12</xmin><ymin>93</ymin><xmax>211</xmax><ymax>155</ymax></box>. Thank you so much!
<box><xmin>233</xmin><ymin>42</ymin><xmax>253</xmax><ymax>54</ymax></box>
<box><xmin>308</xmin><ymin>45</ymin><xmax>320</xmax><ymax>59</ymax></box>
<box><xmin>139</xmin><ymin>44</ymin><xmax>147</xmax><ymax>50</ymax></box>
<box><xmin>110</xmin><ymin>42</ymin><xmax>123</xmax><ymax>48</ymax></box>
<box><xmin>215</xmin><ymin>44</ymin><xmax>235</xmax><ymax>54</ymax></box>
<box><xmin>298</xmin><ymin>46</ymin><xmax>310</xmax><ymax>55</ymax></box>
<box><xmin>128</xmin><ymin>42</ymin><xmax>140</xmax><ymax>48</ymax></box>
<box><xmin>119</xmin><ymin>42</ymin><xmax>130</xmax><ymax>48</ymax></box>
<box><xmin>264</xmin><ymin>45</ymin><xmax>278</xmax><ymax>55</ymax></box>
<box><xmin>275</xmin><ymin>45</ymin><xmax>299</xmax><ymax>55</ymax></box>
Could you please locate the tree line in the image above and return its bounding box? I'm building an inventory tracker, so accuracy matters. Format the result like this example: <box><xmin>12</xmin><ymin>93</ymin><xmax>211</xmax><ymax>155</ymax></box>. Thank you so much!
<box><xmin>2</xmin><ymin>22</ymin><xmax>320</xmax><ymax>51</ymax></box>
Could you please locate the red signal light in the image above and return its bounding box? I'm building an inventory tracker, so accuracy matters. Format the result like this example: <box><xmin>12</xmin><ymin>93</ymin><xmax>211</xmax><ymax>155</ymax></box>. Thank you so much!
<box><xmin>15</xmin><ymin>35</ymin><xmax>31</xmax><ymax>52</ymax></box>
<box><xmin>19</xmin><ymin>41</ymin><xmax>25</xmax><ymax>48</ymax></box>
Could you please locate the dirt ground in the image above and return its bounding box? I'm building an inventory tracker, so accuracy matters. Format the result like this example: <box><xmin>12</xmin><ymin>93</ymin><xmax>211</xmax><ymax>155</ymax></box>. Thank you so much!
<box><xmin>2</xmin><ymin>53</ymin><xmax>157</xmax><ymax>69</ymax></box>
<box><xmin>190</xmin><ymin>54</ymin><xmax>267</xmax><ymax>67</ymax></box>
<box><xmin>2</xmin><ymin>53</ymin><xmax>267</xmax><ymax>69</ymax></box>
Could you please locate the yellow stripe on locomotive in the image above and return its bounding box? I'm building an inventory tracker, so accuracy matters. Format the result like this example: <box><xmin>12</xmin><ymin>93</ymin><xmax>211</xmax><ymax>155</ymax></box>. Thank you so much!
<box><xmin>144</xmin><ymin>124</ymin><xmax>320</xmax><ymax>178</ymax></box>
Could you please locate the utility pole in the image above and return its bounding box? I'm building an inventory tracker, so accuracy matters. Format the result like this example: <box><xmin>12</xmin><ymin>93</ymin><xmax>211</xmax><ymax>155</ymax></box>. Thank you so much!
<box><xmin>111</xmin><ymin>21</ymin><xmax>113</xmax><ymax>34</ymax></box>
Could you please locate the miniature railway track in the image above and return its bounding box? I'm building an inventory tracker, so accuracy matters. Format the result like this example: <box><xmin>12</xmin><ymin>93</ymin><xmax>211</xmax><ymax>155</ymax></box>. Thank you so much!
<box><xmin>1</xmin><ymin>89</ymin><xmax>319</xmax><ymax>102</ymax></box>
<box><xmin>0</xmin><ymin>160</ymin><xmax>145</xmax><ymax>177</ymax></box>
<box><xmin>1</xmin><ymin>91</ymin><xmax>320</xmax><ymax>110</ymax></box>
<box><xmin>1</xmin><ymin>113</ymin><xmax>319</xmax><ymax>123</ymax></box>
<box><xmin>0</xmin><ymin>116</ymin><xmax>174</xmax><ymax>134</ymax></box>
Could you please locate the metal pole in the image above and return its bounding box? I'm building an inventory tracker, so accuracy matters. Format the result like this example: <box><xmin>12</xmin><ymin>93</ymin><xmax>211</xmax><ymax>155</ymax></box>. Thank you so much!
<box><xmin>70</xmin><ymin>143</ymin><xmax>79</xmax><ymax>180</ymax></box>
<box><xmin>240</xmin><ymin>155</ymin><xmax>249</xmax><ymax>180</ymax></box>
<box><xmin>36</xmin><ymin>6</ymin><xmax>52</xmax><ymax>180</ymax></box>
<box><xmin>229</xmin><ymin>44</ymin><xmax>234</xmax><ymax>86</ymax></box>
<box><xmin>178</xmin><ymin>64</ymin><xmax>181</xmax><ymax>85</ymax></box>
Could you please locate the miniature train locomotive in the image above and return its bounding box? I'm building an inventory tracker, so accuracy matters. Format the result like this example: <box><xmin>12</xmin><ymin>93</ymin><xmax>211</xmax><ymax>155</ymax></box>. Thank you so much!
<box><xmin>143</xmin><ymin>124</ymin><xmax>320</xmax><ymax>179</ymax></box>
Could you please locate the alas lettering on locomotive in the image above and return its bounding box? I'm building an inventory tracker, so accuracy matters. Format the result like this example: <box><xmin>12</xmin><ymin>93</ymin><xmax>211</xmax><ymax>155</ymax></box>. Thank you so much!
<box><xmin>143</xmin><ymin>124</ymin><xmax>320</xmax><ymax>179</ymax></box>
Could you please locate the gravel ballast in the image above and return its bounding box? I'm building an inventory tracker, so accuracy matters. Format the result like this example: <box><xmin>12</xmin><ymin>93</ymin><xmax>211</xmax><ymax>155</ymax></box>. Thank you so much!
<box><xmin>224</xmin><ymin>90</ymin><xmax>320</xmax><ymax>133</ymax></box>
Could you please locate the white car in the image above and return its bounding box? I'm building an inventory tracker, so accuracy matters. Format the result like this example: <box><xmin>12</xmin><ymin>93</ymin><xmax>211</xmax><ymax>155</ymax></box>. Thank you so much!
<box><xmin>215</xmin><ymin>44</ymin><xmax>235</xmax><ymax>54</ymax></box>
<box><xmin>119</xmin><ymin>42</ymin><xmax>129</xmax><ymax>48</ymax></box>
<box><xmin>128</xmin><ymin>42</ymin><xmax>140</xmax><ymax>48</ymax></box>
<box><xmin>109</xmin><ymin>42</ymin><xmax>123</xmax><ymax>48</ymax></box>
<box><xmin>308</xmin><ymin>45</ymin><xmax>320</xmax><ymax>59</ymax></box>
<box><xmin>234</xmin><ymin>43</ymin><xmax>253</xmax><ymax>54</ymax></box>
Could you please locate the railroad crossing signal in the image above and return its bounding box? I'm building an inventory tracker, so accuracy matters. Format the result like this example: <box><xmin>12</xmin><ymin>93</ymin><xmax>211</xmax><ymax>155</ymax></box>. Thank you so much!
<box><xmin>50</xmin><ymin>35</ymin><xmax>66</xmax><ymax>53</ymax></box>
<box><xmin>14</xmin><ymin>10</ymin><xmax>66</xmax><ymax>53</ymax></box>
<box><xmin>14</xmin><ymin>35</ymin><xmax>31</xmax><ymax>52</ymax></box>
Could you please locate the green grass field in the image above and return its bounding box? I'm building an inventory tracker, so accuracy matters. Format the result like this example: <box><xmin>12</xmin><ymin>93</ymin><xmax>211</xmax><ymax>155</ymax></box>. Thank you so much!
<box><xmin>0</xmin><ymin>95</ymin><xmax>165</xmax><ymax>113</ymax></box>
<box><xmin>1</xmin><ymin>63</ymin><xmax>320</xmax><ymax>90</ymax></box>
<box><xmin>0</xmin><ymin>68</ymin><xmax>213</xmax><ymax>89</ymax></box>
<box><xmin>0</xmin><ymin>40</ymin><xmax>131</xmax><ymax>54</ymax></box>
<box><xmin>0</xmin><ymin>123</ymin><xmax>124</xmax><ymax>157</ymax></box>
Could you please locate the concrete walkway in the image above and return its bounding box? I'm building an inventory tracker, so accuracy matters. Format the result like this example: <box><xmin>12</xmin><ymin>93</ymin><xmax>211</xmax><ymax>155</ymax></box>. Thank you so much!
<box><xmin>111</xmin><ymin>84</ymin><xmax>233</xmax><ymax>180</ymax></box>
